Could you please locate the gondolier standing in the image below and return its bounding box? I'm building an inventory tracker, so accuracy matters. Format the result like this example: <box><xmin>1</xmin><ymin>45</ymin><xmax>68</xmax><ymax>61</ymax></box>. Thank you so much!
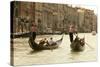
<box><xmin>29</xmin><ymin>23</ymin><xmax>37</xmax><ymax>42</ymax></box>
<box><xmin>68</xmin><ymin>24</ymin><xmax>77</xmax><ymax>43</ymax></box>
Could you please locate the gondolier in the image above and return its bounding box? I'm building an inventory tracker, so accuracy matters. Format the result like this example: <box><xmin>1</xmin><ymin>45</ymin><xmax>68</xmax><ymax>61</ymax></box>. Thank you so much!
<box><xmin>68</xmin><ymin>24</ymin><xmax>77</xmax><ymax>43</ymax></box>
<box><xmin>29</xmin><ymin>23</ymin><xmax>37</xmax><ymax>42</ymax></box>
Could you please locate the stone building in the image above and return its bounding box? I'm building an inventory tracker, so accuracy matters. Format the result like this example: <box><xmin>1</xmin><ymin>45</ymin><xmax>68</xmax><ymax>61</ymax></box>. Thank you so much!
<box><xmin>12</xmin><ymin>1</ymin><xmax>35</xmax><ymax>33</ymax></box>
<box><xmin>12</xmin><ymin>1</ymin><xmax>97</xmax><ymax>34</ymax></box>
<box><xmin>91</xmin><ymin>14</ymin><xmax>97</xmax><ymax>32</ymax></box>
<box><xmin>78</xmin><ymin>8</ymin><xmax>97</xmax><ymax>32</ymax></box>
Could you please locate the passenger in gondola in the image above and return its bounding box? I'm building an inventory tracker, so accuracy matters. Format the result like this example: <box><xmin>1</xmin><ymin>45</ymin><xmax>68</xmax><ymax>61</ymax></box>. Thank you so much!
<box><xmin>39</xmin><ymin>38</ymin><xmax>45</xmax><ymax>45</ymax></box>
<box><xmin>39</xmin><ymin>38</ymin><xmax>49</xmax><ymax>46</ymax></box>
<box><xmin>44</xmin><ymin>38</ymin><xmax>49</xmax><ymax>46</ymax></box>
<box><xmin>39</xmin><ymin>38</ymin><xmax>47</xmax><ymax>46</ymax></box>
<box><xmin>48</xmin><ymin>37</ymin><xmax>56</xmax><ymax>46</ymax></box>
<box><xmin>79</xmin><ymin>38</ymin><xmax>85</xmax><ymax>46</ymax></box>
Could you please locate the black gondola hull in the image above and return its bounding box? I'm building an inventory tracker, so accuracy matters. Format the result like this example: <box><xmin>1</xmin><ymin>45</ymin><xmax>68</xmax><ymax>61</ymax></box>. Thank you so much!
<box><xmin>28</xmin><ymin>36</ymin><xmax>63</xmax><ymax>50</ymax></box>
<box><xmin>70</xmin><ymin>37</ymin><xmax>85</xmax><ymax>51</ymax></box>
<box><xmin>70</xmin><ymin>43</ymin><xmax>85</xmax><ymax>51</ymax></box>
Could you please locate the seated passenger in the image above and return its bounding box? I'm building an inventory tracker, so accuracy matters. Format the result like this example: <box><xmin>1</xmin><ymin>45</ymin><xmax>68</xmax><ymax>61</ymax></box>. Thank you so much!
<box><xmin>48</xmin><ymin>37</ymin><xmax>56</xmax><ymax>45</ymax></box>
<box><xmin>39</xmin><ymin>38</ymin><xmax>48</xmax><ymax>46</ymax></box>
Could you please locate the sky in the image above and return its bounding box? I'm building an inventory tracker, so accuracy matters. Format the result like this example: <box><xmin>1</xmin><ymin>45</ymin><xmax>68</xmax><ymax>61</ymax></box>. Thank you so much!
<box><xmin>72</xmin><ymin>5</ymin><xmax>97</xmax><ymax>14</ymax></box>
<box><xmin>65</xmin><ymin>0</ymin><xmax>98</xmax><ymax>14</ymax></box>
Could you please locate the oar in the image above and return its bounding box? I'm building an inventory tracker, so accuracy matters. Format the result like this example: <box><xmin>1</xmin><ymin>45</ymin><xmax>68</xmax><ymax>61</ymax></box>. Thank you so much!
<box><xmin>85</xmin><ymin>42</ymin><xmax>94</xmax><ymax>49</ymax></box>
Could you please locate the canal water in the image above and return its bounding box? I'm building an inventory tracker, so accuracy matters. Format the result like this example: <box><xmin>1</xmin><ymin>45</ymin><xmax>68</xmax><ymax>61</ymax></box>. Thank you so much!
<box><xmin>13</xmin><ymin>33</ymin><xmax>97</xmax><ymax>66</ymax></box>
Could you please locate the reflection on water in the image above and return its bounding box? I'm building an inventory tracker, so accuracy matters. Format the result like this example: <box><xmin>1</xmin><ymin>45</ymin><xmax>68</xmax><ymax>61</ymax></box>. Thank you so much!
<box><xmin>69</xmin><ymin>51</ymin><xmax>81</xmax><ymax>60</ymax></box>
<box><xmin>28</xmin><ymin>50</ymin><xmax>43</xmax><ymax>54</ymax></box>
<box><xmin>13</xmin><ymin>33</ymin><xmax>97</xmax><ymax>66</ymax></box>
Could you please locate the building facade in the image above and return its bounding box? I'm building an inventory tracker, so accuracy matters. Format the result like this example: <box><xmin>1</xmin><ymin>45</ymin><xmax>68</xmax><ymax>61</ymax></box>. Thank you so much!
<box><xmin>12</xmin><ymin>1</ymin><xmax>97</xmax><ymax>34</ymax></box>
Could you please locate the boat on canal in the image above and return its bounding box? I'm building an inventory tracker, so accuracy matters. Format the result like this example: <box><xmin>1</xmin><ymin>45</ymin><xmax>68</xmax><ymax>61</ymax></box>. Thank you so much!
<box><xmin>28</xmin><ymin>35</ymin><xmax>63</xmax><ymax>50</ymax></box>
<box><xmin>70</xmin><ymin>36</ymin><xmax>85</xmax><ymax>51</ymax></box>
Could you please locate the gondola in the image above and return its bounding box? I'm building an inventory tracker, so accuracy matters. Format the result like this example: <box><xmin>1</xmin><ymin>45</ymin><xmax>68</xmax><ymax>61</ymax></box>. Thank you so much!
<box><xmin>70</xmin><ymin>36</ymin><xmax>85</xmax><ymax>51</ymax></box>
<box><xmin>28</xmin><ymin>35</ymin><xmax>63</xmax><ymax>50</ymax></box>
<box><xmin>92</xmin><ymin>31</ymin><xmax>96</xmax><ymax>35</ymax></box>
